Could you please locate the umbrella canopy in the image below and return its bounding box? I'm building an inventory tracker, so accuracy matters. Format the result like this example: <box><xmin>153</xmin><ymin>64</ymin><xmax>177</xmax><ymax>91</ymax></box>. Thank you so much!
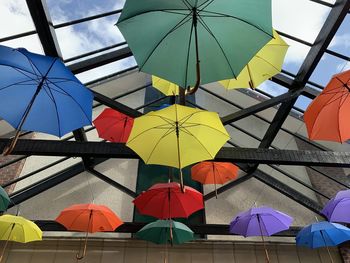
<box><xmin>117</xmin><ymin>0</ymin><xmax>273</xmax><ymax>90</ymax></box>
<box><xmin>0</xmin><ymin>187</ymin><xmax>10</xmax><ymax>212</ymax></box>
<box><xmin>55</xmin><ymin>203</ymin><xmax>123</xmax><ymax>233</ymax></box>
<box><xmin>191</xmin><ymin>162</ymin><xmax>238</xmax><ymax>184</ymax></box>
<box><xmin>229</xmin><ymin>206</ymin><xmax>293</xmax><ymax>237</ymax></box>
<box><xmin>0</xmin><ymin>45</ymin><xmax>93</xmax><ymax>137</ymax></box>
<box><xmin>136</xmin><ymin>219</ymin><xmax>194</xmax><ymax>244</ymax></box>
<box><xmin>152</xmin><ymin>76</ymin><xmax>180</xmax><ymax>96</ymax></box>
<box><xmin>126</xmin><ymin>104</ymin><xmax>229</xmax><ymax>169</ymax></box>
<box><xmin>219</xmin><ymin>30</ymin><xmax>289</xmax><ymax>89</ymax></box>
<box><xmin>322</xmin><ymin>190</ymin><xmax>350</xmax><ymax>223</ymax></box>
<box><xmin>0</xmin><ymin>215</ymin><xmax>42</xmax><ymax>243</ymax></box>
<box><xmin>93</xmin><ymin>108</ymin><xmax>134</xmax><ymax>143</ymax></box>
<box><xmin>133</xmin><ymin>182</ymin><xmax>204</xmax><ymax>219</ymax></box>
<box><xmin>296</xmin><ymin>221</ymin><xmax>350</xmax><ymax>248</ymax></box>
<box><xmin>304</xmin><ymin>69</ymin><xmax>350</xmax><ymax>142</ymax></box>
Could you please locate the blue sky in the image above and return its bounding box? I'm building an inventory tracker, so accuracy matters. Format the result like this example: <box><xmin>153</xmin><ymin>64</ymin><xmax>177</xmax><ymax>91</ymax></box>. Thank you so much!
<box><xmin>0</xmin><ymin>0</ymin><xmax>349</xmax><ymax>110</ymax></box>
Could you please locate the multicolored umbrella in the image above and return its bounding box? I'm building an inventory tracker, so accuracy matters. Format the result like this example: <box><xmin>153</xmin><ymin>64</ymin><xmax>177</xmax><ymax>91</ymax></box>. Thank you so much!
<box><xmin>126</xmin><ymin>104</ymin><xmax>230</xmax><ymax>189</ymax></box>
<box><xmin>321</xmin><ymin>190</ymin><xmax>350</xmax><ymax>223</ymax></box>
<box><xmin>230</xmin><ymin>206</ymin><xmax>293</xmax><ymax>262</ymax></box>
<box><xmin>0</xmin><ymin>187</ymin><xmax>10</xmax><ymax>212</ymax></box>
<box><xmin>152</xmin><ymin>76</ymin><xmax>180</xmax><ymax>96</ymax></box>
<box><xmin>219</xmin><ymin>30</ymin><xmax>289</xmax><ymax>89</ymax></box>
<box><xmin>0</xmin><ymin>45</ymin><xmax>93</xmax><ymax>154</ymax></box>
<box><xmin>56</xmin><ymin>203</ymin><xmax>123</xmax><ymax>260</ymax></box>
<box><xmin>117</xmin><ymin>0</ymin><xmax>273</xmax><ymax>93</ymax></box>
<box><xmin>136</xmin><ymin>219</ymin><xmax>194</xmax><ymax>244</ymax></box>
<box><xmin>304</xmin><ymin>69</ymin><xmax>350</xmax><ymax>142</ymax></box>
<box><xmin>191</xmin><ymin>161</ymin><xmax>239</xmax><ymax>198</ymax></box>
<box><xmin>93</xmin><ymin>108</ymin><xmax>134</xmax><ymax>143</ymax></box>
<box><xmin>296</xmin><ymin>221</ymin><xmax>350</xmax><ymax>263</ymax></box>
<box><xmin>0</xmin><ymin>215</ymin><xmax>42</xmax><ymax>262</ymax></box>
<box><xmin>133</xmin><ymin>182</ymin><xmax>204</xmax><ymax>219</ymax></box>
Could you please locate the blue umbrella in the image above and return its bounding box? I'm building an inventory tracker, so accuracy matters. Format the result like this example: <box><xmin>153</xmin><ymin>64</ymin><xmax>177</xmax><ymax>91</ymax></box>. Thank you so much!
<box><xmin>296</xmin><ymin>221</ymin><xmax>350</xmax><ymax>263</ymax></box>
<box><xmin>0</xmin><ymin>45</ymin><xmax>93</xmax><ymax>154</ymax></box>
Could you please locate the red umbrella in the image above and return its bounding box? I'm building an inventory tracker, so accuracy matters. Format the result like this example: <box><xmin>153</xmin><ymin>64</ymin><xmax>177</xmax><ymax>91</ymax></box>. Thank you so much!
<box><xmin>191</xmin><ymin>162</ymin><xmax>239</xmax><ymax>198</ymax></box>
<box><xmin>93</xmin><ymin>108</ymin><xmax>134</xmax><ymax>143</ymax></box>
<box><xmin>304</xmin><ymin>70</ymin><xmax>350</xmax><ymax>142</ymax></box>
<box><xmin>56</xmin><ymin>203</ymin><xmax>123</xmax><ymax>260</ymax></box>
<box><xmin>133</xmin><ymin>182</ymin><xmax>204</xmax><ymax>219</ymax></box>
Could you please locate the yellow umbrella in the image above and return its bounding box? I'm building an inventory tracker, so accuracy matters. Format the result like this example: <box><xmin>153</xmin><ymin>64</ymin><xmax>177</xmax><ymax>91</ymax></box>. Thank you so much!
<box><xmin>126</xmin><ymin>104</ymin><xmax>230</xmax><ymax>189</ymax></box>
<box><xmin>152</xmin><ymin>75</ymin><xmax>181</xmax><ymax>96</ymax></box>
<box><xmin>0</xmin><ymin>215</ymin><xmax>42</xmax><ymax>261</ymax></box>
<box><xmin>220</xmin><ymin>30</ymin><xmax>289</xmax><ymax>90</ymax></box>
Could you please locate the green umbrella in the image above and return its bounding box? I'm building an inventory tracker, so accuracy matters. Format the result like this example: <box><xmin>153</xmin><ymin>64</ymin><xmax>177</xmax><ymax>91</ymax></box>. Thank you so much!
<box><xmin>136</xmin><ymin>220</ymin><xmax>194</xmax><ymax>244</ymax></box>
<box><xmin>116</xmin><ymin>0</ymin><xmax>273</xmax><ymax>93</ymax></box>
<box><xmin>0</xmin><ymin>187</ymin><xmax>10</xmax><ymax>212</ymax></box>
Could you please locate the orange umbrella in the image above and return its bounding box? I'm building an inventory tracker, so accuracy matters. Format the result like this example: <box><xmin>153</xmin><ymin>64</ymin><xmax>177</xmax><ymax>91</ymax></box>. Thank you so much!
<box><xmin>304</xmin><ymin>70</ymin><xmax>350</xmax><ymax>142</ymax></box>
<box><xmin>191</xmin><ymin>162</ymin><xmax>239</xmax><ymax>198</ymax></box>
<box><xmin>56</xmin><ymin>203</ymin><xmax>123</xmax><ymax>260</ymax></box>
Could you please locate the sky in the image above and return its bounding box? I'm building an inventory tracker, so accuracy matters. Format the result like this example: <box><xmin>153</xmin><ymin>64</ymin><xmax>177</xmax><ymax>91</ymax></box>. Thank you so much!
<box><xmin>0</xmin><ymin>0</ymin><xmax>349</xmax><ymax>110</ymax></box>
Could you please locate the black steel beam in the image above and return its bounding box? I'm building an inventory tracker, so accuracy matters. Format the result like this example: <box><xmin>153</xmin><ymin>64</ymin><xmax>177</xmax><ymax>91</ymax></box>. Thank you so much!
<box><xmin>87</xmin><ymin>168</ymin><xmax>137</xmax><ymax>198</ymax></box>
<box><xmin>254</xmin><ymin>170</ymin><xmax>324</xmax><ymax>215</ymax></box>
<box><xmin>34</xmin><ymin>220</ymin><xmax>300</xmax><ymax>236</ymax></box>
<box><xmin>2</xmin><ymin>139</ymin><xmax>350</xmax><ymax>167</ymax></box>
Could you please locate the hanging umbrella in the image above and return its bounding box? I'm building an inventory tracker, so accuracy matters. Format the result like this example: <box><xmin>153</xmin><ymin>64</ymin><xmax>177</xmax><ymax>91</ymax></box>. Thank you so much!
<box><xmin>93</xmin><ymin>108</ymin><xmax>134</xmax><ymax>143</ymax></box>
<box><xmin>133</xmin><ymin>182</ymin><xmax>204</xmax><ymax>219</ymax></box>
<box><xmin>136</xmin><ymin>219</ymin><xmax>194</xmax><ymax>244</ymax></box>
<box><xmin>230</xmin><ymin>206</ymin><xmax>293</xmax><ymax>262</ymax></box>
<box><xmin>304</xmin><ymin>69</ymin><xmax>350</xmax><ymax>142</ymax></box>
<box><xmin>116</xmin><ymin>0</ymin><xmax>273</xmax><ymax>93</ymax></box>
<box><xmin>126</xmin><ymin>104</ymin><xmax>230</xmax><ymax>189</ymax></box>
<box><xmin>321</xmin><ymin>190</ymin><xmax>350</xmax><ymax>223</ymax></box>
<box><xmin>0</xmin><ymin>187</ymin><xmax>10</xmax><ymax>212</ymax></box>
<box><xmin>219</xmin><ymin>30</ymin><xmax>289</xmax><ymax>89</ymax></box>
<box><xmin>152</xmin><ymin>76</ymin><xmax>180</xmax><ymax>96</ymax></box>
<box><xmin>0</xmin><ymin>45</ymin><xmax>93</xmax><ymax>154</ymax></box>
<box><xmin>296</xmin><ymin>221</ymin><xmax>350</xmax><ymax>263</ymax></box>
<box><xmin>191</xmin><ymin>161</ymin><xmax>238</xmax><ymax>198</ymax></box>
<box><xmin>56</xmin><ymin>203</ymin><xmax>123</xmax><ymax>260</ymax></box>
<box><xmin>0</xmin><ymin>215</ymin><xmax>42</xmax><ymax>262</ymax></box>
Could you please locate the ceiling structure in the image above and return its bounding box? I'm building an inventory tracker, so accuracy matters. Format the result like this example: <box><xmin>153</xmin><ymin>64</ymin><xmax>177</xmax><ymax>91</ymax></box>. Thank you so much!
<box><xmin>0</xmin><ymin>0</ymin><xmax>350</xmax><ymax>236</ymax></box>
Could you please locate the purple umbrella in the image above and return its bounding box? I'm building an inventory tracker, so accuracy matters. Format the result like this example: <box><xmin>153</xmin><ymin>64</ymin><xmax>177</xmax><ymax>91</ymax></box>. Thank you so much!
<box><xmin>230</xmin><ymin>206</ymin><xmax>293</xmax><ymax>262</ymax></box>
<box><xmin>322</xmin><ymin>190</ymin><xmax>350</xmax><ymax>223</ymax></box>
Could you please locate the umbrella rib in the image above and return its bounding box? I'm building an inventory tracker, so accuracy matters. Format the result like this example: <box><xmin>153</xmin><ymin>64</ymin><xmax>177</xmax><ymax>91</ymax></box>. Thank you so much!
<box><xmin>199</xmin><ymin>10</ymin><xmax>273</xmax><ymax>38</ymax></box>
<box><xmin>180</xmin><ymin>121</ymin><xmax>229</xmax><ymax>137</ymax></box>
<box><xmin>139</xmin><ymin>14</ymin><xmax>193</xmax><ymax>71</ymax></box>
<box><xmin>12</xmin><ymin>67</ymin><xmax>41</xmax><ymax>83</ymax></box>
<box><xmin>148</xmin><ymin>114</ymin><xmax>176</xmax><ymax>125</ymax></box>
<box><xmin>44</xmin><ymin>78</ymin><xmax>92</xmax><ymax>125</ymax></box>
<box><xmin>198</xmin><ymin>0</ymin><xmax>215</xmax><ymax>11</ymax></box>
<box><xmin>127</xmin><ymin>124</ymin><xmax>174</xmax><ymax>143</ymax></box>
<box><xmin>17</xmin><ymin>49</ymin><xmax>46</xmax><ymax>77</ymax></box>
<box><xmin>0</xmin><ymin>79</ymin><xmax>39</xmax><ymax>92</ymax></box>
<box><xmin>180</xmin><ymin>127</ymin><xmax>215</xmax><ymax>158</ymax></box>
<box><xmin>254</xmin><ymin>55</ymin><xmax>284</xmax><ymax>73</ymax></box>
<box><xmin>0</xmin><ymin>63</ymin><xmax>40</xmax><ymax>80</ymax></box>
<box><xmin>117</xmin><ymin>9</ymin><xmax>190</xmax><ymax>23</ymax></box>
<box><xmin>196</xmin><ymin>16</ymin><xmax>237</xmax><ymax>78</ymax></box>
<box><xmin>145</xmin><ymin>128</ymin><xmax>176</xmax><ymax>164</ymax></box>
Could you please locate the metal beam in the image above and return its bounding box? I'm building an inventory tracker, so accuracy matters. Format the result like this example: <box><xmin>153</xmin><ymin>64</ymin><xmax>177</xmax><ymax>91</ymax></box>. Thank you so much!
<box><xmin>2</xmin><ymin>139</ymin><xmax>350</xmax><ymax>167</ymax></box>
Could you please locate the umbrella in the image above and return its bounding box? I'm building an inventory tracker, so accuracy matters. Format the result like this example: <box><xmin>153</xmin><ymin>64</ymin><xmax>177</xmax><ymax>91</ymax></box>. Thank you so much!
<box><xmin>93</xmin><ymin>108</ymin><xmax>134</xmax><ymax>143</ymax></box>
<box><xmin>116</xmin><ymin>0</ymin><xmax>273</xmax><ymax>93</ymax></box>
<box><xmin>0</xmin><ymin>45</ymin><xmax>93</xmax><ymax>154</ymax></box>
<box><xmin>136</xmin><ymin>219</ymin><xmax>194</xmax><ymax>244</ymax></box>
<box><xmin>304</xmin><ymin>69</ymin><xmax>350</xmax><ymax>142</ymax></box>
<box><xmin>0</xmin><ymin>187</ymin><xmax>10</xmax><ymax>212</ymax></box>
<box><xmin>296</xmin><ymin>221</ymin><xmax>350</xmax><ymax>263</ymax></box>
<box><xmin>219</xmin><ymin>30</ymin><xmax>289</xmax><ymax>89</ymax></box>
<box><xmin>191</xmin><ymin>161</ymin><xmax>239</xmax><ymax>198</ymax></box>
<box><xmin>56</xmin><ymin>203</ymin><xmax>123</xmax><ymax>260</ymax></box>
<box><xmin>126</xmin><ymin>104</ymin><xmax>230</xmax><ymax>189</ymax></box>
<box><xmin>0</xmin><ymin>215</ymin><xmax>42</xmax><ymax>262</ymax></box>
<box><xmin>321</xmin><ymin>190</ymin><xmax>350</xmax><ymax>223</ymax></box>
<box><xmin>152</xmin><ymin>75</ymin><xmax>180</xmax><ymax>96</ymax></box>
<box><xmin>133</xmin><ymin>182</ymin><xmax>204</xmax><ymax>219</ymax></box>
<box><xmin>230</xmin><ymin>206</ymin><xmax>293</xmax><ymax>262</ymax></box>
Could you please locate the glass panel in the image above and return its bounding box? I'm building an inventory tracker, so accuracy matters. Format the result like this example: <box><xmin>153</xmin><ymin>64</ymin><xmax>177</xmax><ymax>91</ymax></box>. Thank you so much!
<box><xmin>295</xmin><ymin>95</ymin><xmax>313</xmax><ymax>111</ymax></box>
<box><xmin>281</xmin><ymin>38</ymin><xmax>311</xmax><ymax>74</ymax></box>
<box><xmin>0</xmin><ymin>0</ymin><xmax>35</xmax><ymax>38</ymax></box>
<box><xmin>47</xmin><ymin>0</ymin><xmax>125</xmax><ymax>25</ymax></box>
<box><xmin>2</xmin><ymin>34</ymin><xmax>44</xmax><ymax>54</ymax></box>
<box><xmin>55</xmin><ymin>15</ymin><xmax>124</xmax><ymax>59</ymax></box>
<box><xmin>257</xmin><ymin>80</ymin><xmax>288</xmax><ymax>97</ymax></box>
<box><xmin>328</xmin><ymin>15</ymin><xmax>350</xmax><ymax>57</ymax></box>
<box><xmin>273</xmin><ymin>0</ymin><xmax>330</xmax><ymax>43</ymax></box>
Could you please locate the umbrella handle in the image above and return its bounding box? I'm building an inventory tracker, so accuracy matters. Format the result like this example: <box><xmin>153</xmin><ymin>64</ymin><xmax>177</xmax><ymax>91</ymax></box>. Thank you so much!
<box><xmin>76</xmin><ymin>232</ymin><xmax>89</xmax><ymax>260</ymax></box>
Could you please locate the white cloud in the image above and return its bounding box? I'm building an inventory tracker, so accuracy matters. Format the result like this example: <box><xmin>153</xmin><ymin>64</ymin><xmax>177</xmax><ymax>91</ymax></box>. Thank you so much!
<box><xmin>329</xmin><ymin>33</ymin><xmax>350</xmax><ymax>49</ymax></box>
